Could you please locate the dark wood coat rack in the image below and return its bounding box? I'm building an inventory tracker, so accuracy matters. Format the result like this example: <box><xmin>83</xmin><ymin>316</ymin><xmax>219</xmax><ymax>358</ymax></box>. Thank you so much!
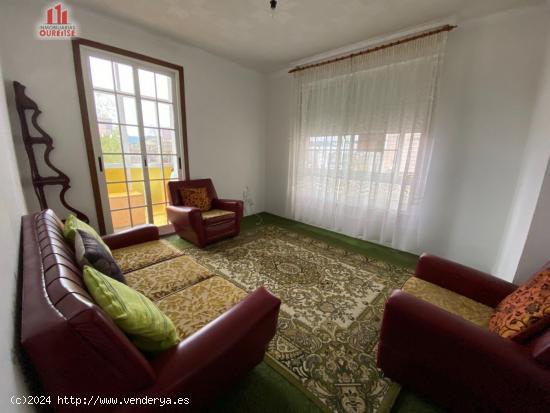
<box><xmin>13</xmin><ymin>81</ymin><xmax>89</xmax><ymax>222</ymax></box>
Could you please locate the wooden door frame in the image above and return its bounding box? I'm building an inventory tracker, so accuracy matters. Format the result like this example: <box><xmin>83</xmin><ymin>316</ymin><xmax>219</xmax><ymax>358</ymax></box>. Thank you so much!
<box><xmin>72</xmin><ymin>38</ymin><xmax>190</xmax><ymax>234</ymax></box>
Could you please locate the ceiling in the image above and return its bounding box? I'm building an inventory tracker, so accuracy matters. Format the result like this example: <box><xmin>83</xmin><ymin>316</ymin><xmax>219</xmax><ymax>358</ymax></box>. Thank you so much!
<box><xmin>68</xmin><ymin>0</ymin><xmax>542</xmax><ymax>72</ymax></box>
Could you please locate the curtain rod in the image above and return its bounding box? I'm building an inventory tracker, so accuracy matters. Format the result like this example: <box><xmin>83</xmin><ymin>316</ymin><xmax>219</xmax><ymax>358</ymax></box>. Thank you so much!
<box><xmin>288</xmin><ymin>24</ymin><xmax>457</xmax><ymax>74</ymax></box>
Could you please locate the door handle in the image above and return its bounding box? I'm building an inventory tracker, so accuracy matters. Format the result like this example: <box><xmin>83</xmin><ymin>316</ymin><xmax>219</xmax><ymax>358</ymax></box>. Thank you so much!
<box><xmin>98</xmin><ymin>156</ymin><xmax>103</xmax><ymax>172</ymax></box>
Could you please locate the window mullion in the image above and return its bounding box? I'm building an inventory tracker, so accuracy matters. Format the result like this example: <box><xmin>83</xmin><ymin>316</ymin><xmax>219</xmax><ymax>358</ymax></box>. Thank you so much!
<box><xmin>109</xmin><ymin>60</ymin><xmax>133</xmax><ymax>228</ymax></box>
<box><xmin>152</xmin><ymin>73</ymin><xmax>168</xmax><ymax>210</ymax></box>
<box><xmin>132</xmin><ymin>66</ymin><xmax>155</xmax><ymax>225</ymax></box>
<box><xmin>170</xmin><ymin>74</ymin><xmax>183</xmax><ymax>179</ymax></box>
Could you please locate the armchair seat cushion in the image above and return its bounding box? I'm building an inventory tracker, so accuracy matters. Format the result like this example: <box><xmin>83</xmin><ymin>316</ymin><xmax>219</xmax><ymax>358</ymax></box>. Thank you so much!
<box><xmin>201</xmin><ymin>209</ymin><xmax>236</xmax><ymax>223</ymax></box>
<box><xmin>112</xmin><ymin>239</ymin><xmax>183</xmax><ymax>273</ymax></box>
<box><xmin>126</xmin><ymin>256</ymin><xmax>215</xmax><ymax>301</ymax></box>
<box><xmin>402</xmin><ymin>276</ymin><xmax>494</xmax><ymax>328</ymax></box>
<box><xmin>156</xmin><ymin>276</ymin><xmax>247</xmax><ymax>339</ymax></box>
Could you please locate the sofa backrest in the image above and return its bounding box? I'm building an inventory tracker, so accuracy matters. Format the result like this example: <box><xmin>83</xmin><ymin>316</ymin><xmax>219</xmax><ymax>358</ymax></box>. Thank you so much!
<box><xmin>168</xmin><ymin>178</ymin><xmax>217</xmax><ymax>206</ymax></box>
<box><xmin>21</xmin><ymin>210</ymin><xmax>155</xmax><ymax>399</ymax></box>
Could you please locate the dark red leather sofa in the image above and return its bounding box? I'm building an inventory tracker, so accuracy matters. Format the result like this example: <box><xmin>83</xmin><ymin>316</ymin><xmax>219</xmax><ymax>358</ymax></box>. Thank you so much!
<box><xmin>20</xmin><ymin>209</ymin><xmax>280</xmax><ymax>412</ymax></box>
<box><xmin>166</xmin><ymin>179</ymin><xmax>243</xmax><ymax>248</ymax></box>
<box><xmin>377</xmin><ymin>253</ymin><xmax>550</xmax><ymax>412</ymax></box>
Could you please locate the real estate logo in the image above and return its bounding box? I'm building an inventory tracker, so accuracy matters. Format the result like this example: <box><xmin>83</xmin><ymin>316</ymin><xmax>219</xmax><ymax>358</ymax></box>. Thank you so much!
<box><xmin>37</xmin><ymin>3</ymin><xmax>78</xmax><ymax>39</ymax></box>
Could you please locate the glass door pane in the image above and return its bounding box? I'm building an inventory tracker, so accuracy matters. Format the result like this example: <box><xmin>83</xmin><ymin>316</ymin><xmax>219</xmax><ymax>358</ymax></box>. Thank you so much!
<box><xmin>90</xmin><ymin>56</ymin><xmax>150</xmax><ymax>232</ymax></box>
<box><xmin>138</xmin><ymin>69</ymin><xmax>177</xmax><ymax>227</ymax></box>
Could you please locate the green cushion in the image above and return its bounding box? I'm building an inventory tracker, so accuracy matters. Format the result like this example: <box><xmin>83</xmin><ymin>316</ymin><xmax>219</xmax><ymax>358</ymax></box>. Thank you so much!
<box><xmin>63</xmin><ymin>215</ymin><xmax>112</xmax><ymax>255</ymax></box>
<box><xmin>83</xmin><ymin>266</ymin><xmax>180</xmax><ymax>352</ymax></box>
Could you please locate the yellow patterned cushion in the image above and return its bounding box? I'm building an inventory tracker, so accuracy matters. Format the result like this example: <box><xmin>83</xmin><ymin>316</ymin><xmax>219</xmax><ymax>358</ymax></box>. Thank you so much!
<box><xmin>156</xmin><ymin>276</ymin><xmax>247</xmax><ymax>339</ymax></box>
<box><xmin>201</xmin><ymin>209</ymin><xmax>235</xmax><ymax>222</ymax></box>
<box><xmin>126</xmin><ymin>255</ymin><xmax>215</xmax><ymax>301</ymax></box>
<box><xmin>112</xmin><ymin>240</ymin><xmax>183</xmax><ymax>274</ymax></box>
<box><xmin>402</xmin><ymin>277</ymin><xmax>494</xmax><ymax>328</ymax></box>
<box><xmin>180</xmin><ymin>187</ymin><xmax>211</xmax><ymax>212</ymax></box>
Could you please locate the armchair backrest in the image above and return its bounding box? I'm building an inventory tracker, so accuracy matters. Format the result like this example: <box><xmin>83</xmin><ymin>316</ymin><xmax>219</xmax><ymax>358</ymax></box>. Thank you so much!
<box><xmin>168</xmin><ymin>179</ymin><xmax>218</xmax><ymax>206</ymax></box>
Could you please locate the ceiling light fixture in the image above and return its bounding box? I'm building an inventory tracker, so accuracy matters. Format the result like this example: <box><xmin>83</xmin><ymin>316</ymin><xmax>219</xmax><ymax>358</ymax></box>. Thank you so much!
<box><xmin>270</xmin><ymin>0</ymin><xmax>277</xmax><ymax>17</ymax></box>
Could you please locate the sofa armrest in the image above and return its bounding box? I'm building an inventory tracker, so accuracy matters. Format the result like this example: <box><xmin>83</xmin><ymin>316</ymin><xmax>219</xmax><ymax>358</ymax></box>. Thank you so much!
<box><xmin>378</xmin><ymin>290</ymin><xmax>550</xmax><ymax>411</ymax></box>
<box><xmin>102</xmin><ymin>225</ymin><xmax>159</xmax><ymax>250</ymax></box>
<box><xmin>166</xmin><ymin>205</ymin><xmax>202</xmax><ymax>229</ymax></box>
<box><xmin>146</xmin><ymin>287</ymin><xmax>280</xmax><ymax>404</ymax></box>
<box><xmin>212</xmin><ymin>198</ymin><xmax>244</xmax><ymax>215</ymax></box>
<box><xmin>415</xmin><ymin>253</ymin><xmax>517</xmax><ymax>307</ymax></box>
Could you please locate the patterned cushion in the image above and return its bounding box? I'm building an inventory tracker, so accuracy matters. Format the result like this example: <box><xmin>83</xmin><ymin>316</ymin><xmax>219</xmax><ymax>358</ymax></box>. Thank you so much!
<box><xmin>126</xmin><ymin>255</ymin><xmax>215</xmax><ymax>301</ymax></box>
<box><xmin>180</xmin><ymin>187</ymin><xmax>211</xmax><ymax>212</ymax></box>
<box><xmin>201</xmin><ymin>209</ymin><xmax>236</xmax><ymax>222</ymax></box>
<box><xmin>488</xmin><ymin>268</ymin><xmax>550</xmax><ymax>342</ymax></box>
<box><xmin>75</xmin><ymin>230</ymin><xmax>125</xmax><ymax>284</ymax></box>
<box><xmin>83</xmin><ymin>266</ymin><xmax>180</xmax><ymax>352</ymax></box>
<box><xmin>156</xmin><ymin>276</ymin><xmax>247</xmax><ymax>339</ymax></box>
<box><xmin>402</xmin><ymin>277</ymin><xmax>494</xmax><ymax>328</ymax></box>
<box><xmin>112</xmin><ymin>240</ymin><xmax>183</xmax><ymax>274</ymax></box>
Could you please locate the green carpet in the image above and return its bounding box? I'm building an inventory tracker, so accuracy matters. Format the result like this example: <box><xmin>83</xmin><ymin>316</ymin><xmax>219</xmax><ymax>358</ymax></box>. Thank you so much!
<box><xmin>166</xmin><ymin>212</ymin><xmax>445</xmax><ymax>413</ymax></box>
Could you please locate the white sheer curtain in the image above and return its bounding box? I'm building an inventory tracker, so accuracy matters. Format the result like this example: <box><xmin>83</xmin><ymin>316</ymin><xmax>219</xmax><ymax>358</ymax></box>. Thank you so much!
<box><xmin>288</xmin><ymin>32</ymin><xmax>448</xmax><ymax>252</ymax></box>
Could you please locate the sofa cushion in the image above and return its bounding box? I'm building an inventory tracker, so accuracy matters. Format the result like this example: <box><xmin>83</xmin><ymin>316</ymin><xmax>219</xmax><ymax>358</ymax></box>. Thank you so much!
<box><xmin>156</xmin><ymin>276</ymin><xmax>247</xmax><ymax>339</ymax></box>
<box><xmin>180</xmin><ymin>187</ymin><xmax>211</xmax><ymax>212</ymax></box>
<box><xmin>83</xmin><ymin>266</ymin><xmax>180</xmax><ymax>352</ymax></box>
<box><xmin>489</xmin><ymin>268</ymin><xmax>550</xmax><ymax>342</ymax></box>
<box><xmin>112</xmin><ymin>239</ymin><xmax>183</xmax><ymax>273</ymax></box>
<box><xmin>201</xmin><ymin>209</ymin><xmax>236</xmax><ymax>223</ymax></box>
<box><xmin>402</xmin><ymin>277</ymin><xmax>494</xmax><ymax>328</ymax></box>
<box><xmin>75</xmin><ymin>230</ymin><xmax>125</xmax><ymax>284</ymax></box>
<box><xmin>63</xmin><ymin>214</ymin><xmax>112</xmax><ymax>254</ymax></box>
<box><xmin>126</xmin><ymin>255</ymin><xmax>215</xmax><ymax>301</ymax></box>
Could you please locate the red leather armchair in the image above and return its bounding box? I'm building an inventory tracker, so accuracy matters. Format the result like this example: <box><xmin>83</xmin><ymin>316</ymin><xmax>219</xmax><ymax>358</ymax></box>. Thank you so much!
<box><xmin>377</xmin><ymin>254</ymin><xmax>550</xmax><ymax>413</ymax></box>
<box><xmin>166</xmin><ymin>179</ymin><xmax>243</xmax><ymax>248</ymax></box>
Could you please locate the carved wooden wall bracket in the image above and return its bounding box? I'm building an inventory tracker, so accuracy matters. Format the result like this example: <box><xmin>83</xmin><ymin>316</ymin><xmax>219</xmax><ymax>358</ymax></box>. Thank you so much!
<box><xmin>13</xmin><ymin>81</ymin><xmax>89</xmax><ymax>223</ymax></box>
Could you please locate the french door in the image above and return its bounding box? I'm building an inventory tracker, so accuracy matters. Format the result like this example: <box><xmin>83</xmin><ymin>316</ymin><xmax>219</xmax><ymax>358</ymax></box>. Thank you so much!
<box><xmin>79</xmin><ymin>46</ymin><xmax>186</xmax><ymax>233</ymax></box>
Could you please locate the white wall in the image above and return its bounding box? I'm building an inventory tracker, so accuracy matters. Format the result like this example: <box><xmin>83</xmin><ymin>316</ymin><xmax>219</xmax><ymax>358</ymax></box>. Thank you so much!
<box><xmin>0</xmin><ymin>0</ymin><xmax>267</xmax><ymax>231</ymax></box>
<box><xmin>266</xmin><ymin>4</ymin><xmax>550</xmax><ymax>278</ymax></box>
<box><xmin>514</xmin><ymin>160</ymin><xmax>550</xmax><ymax>283</ymax></box>
<box><xmin>495</xmin><ymin>17</ymin><xmax>550</xmax><ymax>281</ymax></box>
<box><xmin>0</xmin><ymin>60</ymin><xmax>32</xmax><ymax>411</ymax></box>
<box><xmin>266</xmin><ymin>70</ymin><xmax>292</xmax><ymax>217</ymax></box>
<box><xmin>421</xmin><ymin>5</ymin><xmax>548</xmax><ymax>278</ymax></box>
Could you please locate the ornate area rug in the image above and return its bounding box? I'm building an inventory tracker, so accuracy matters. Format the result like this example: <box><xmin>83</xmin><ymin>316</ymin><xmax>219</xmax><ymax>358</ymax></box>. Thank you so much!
<box><xmin>180</xmin><ymin>225</ymin><xmax>412</xmax><ymax>413</ymax></box>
